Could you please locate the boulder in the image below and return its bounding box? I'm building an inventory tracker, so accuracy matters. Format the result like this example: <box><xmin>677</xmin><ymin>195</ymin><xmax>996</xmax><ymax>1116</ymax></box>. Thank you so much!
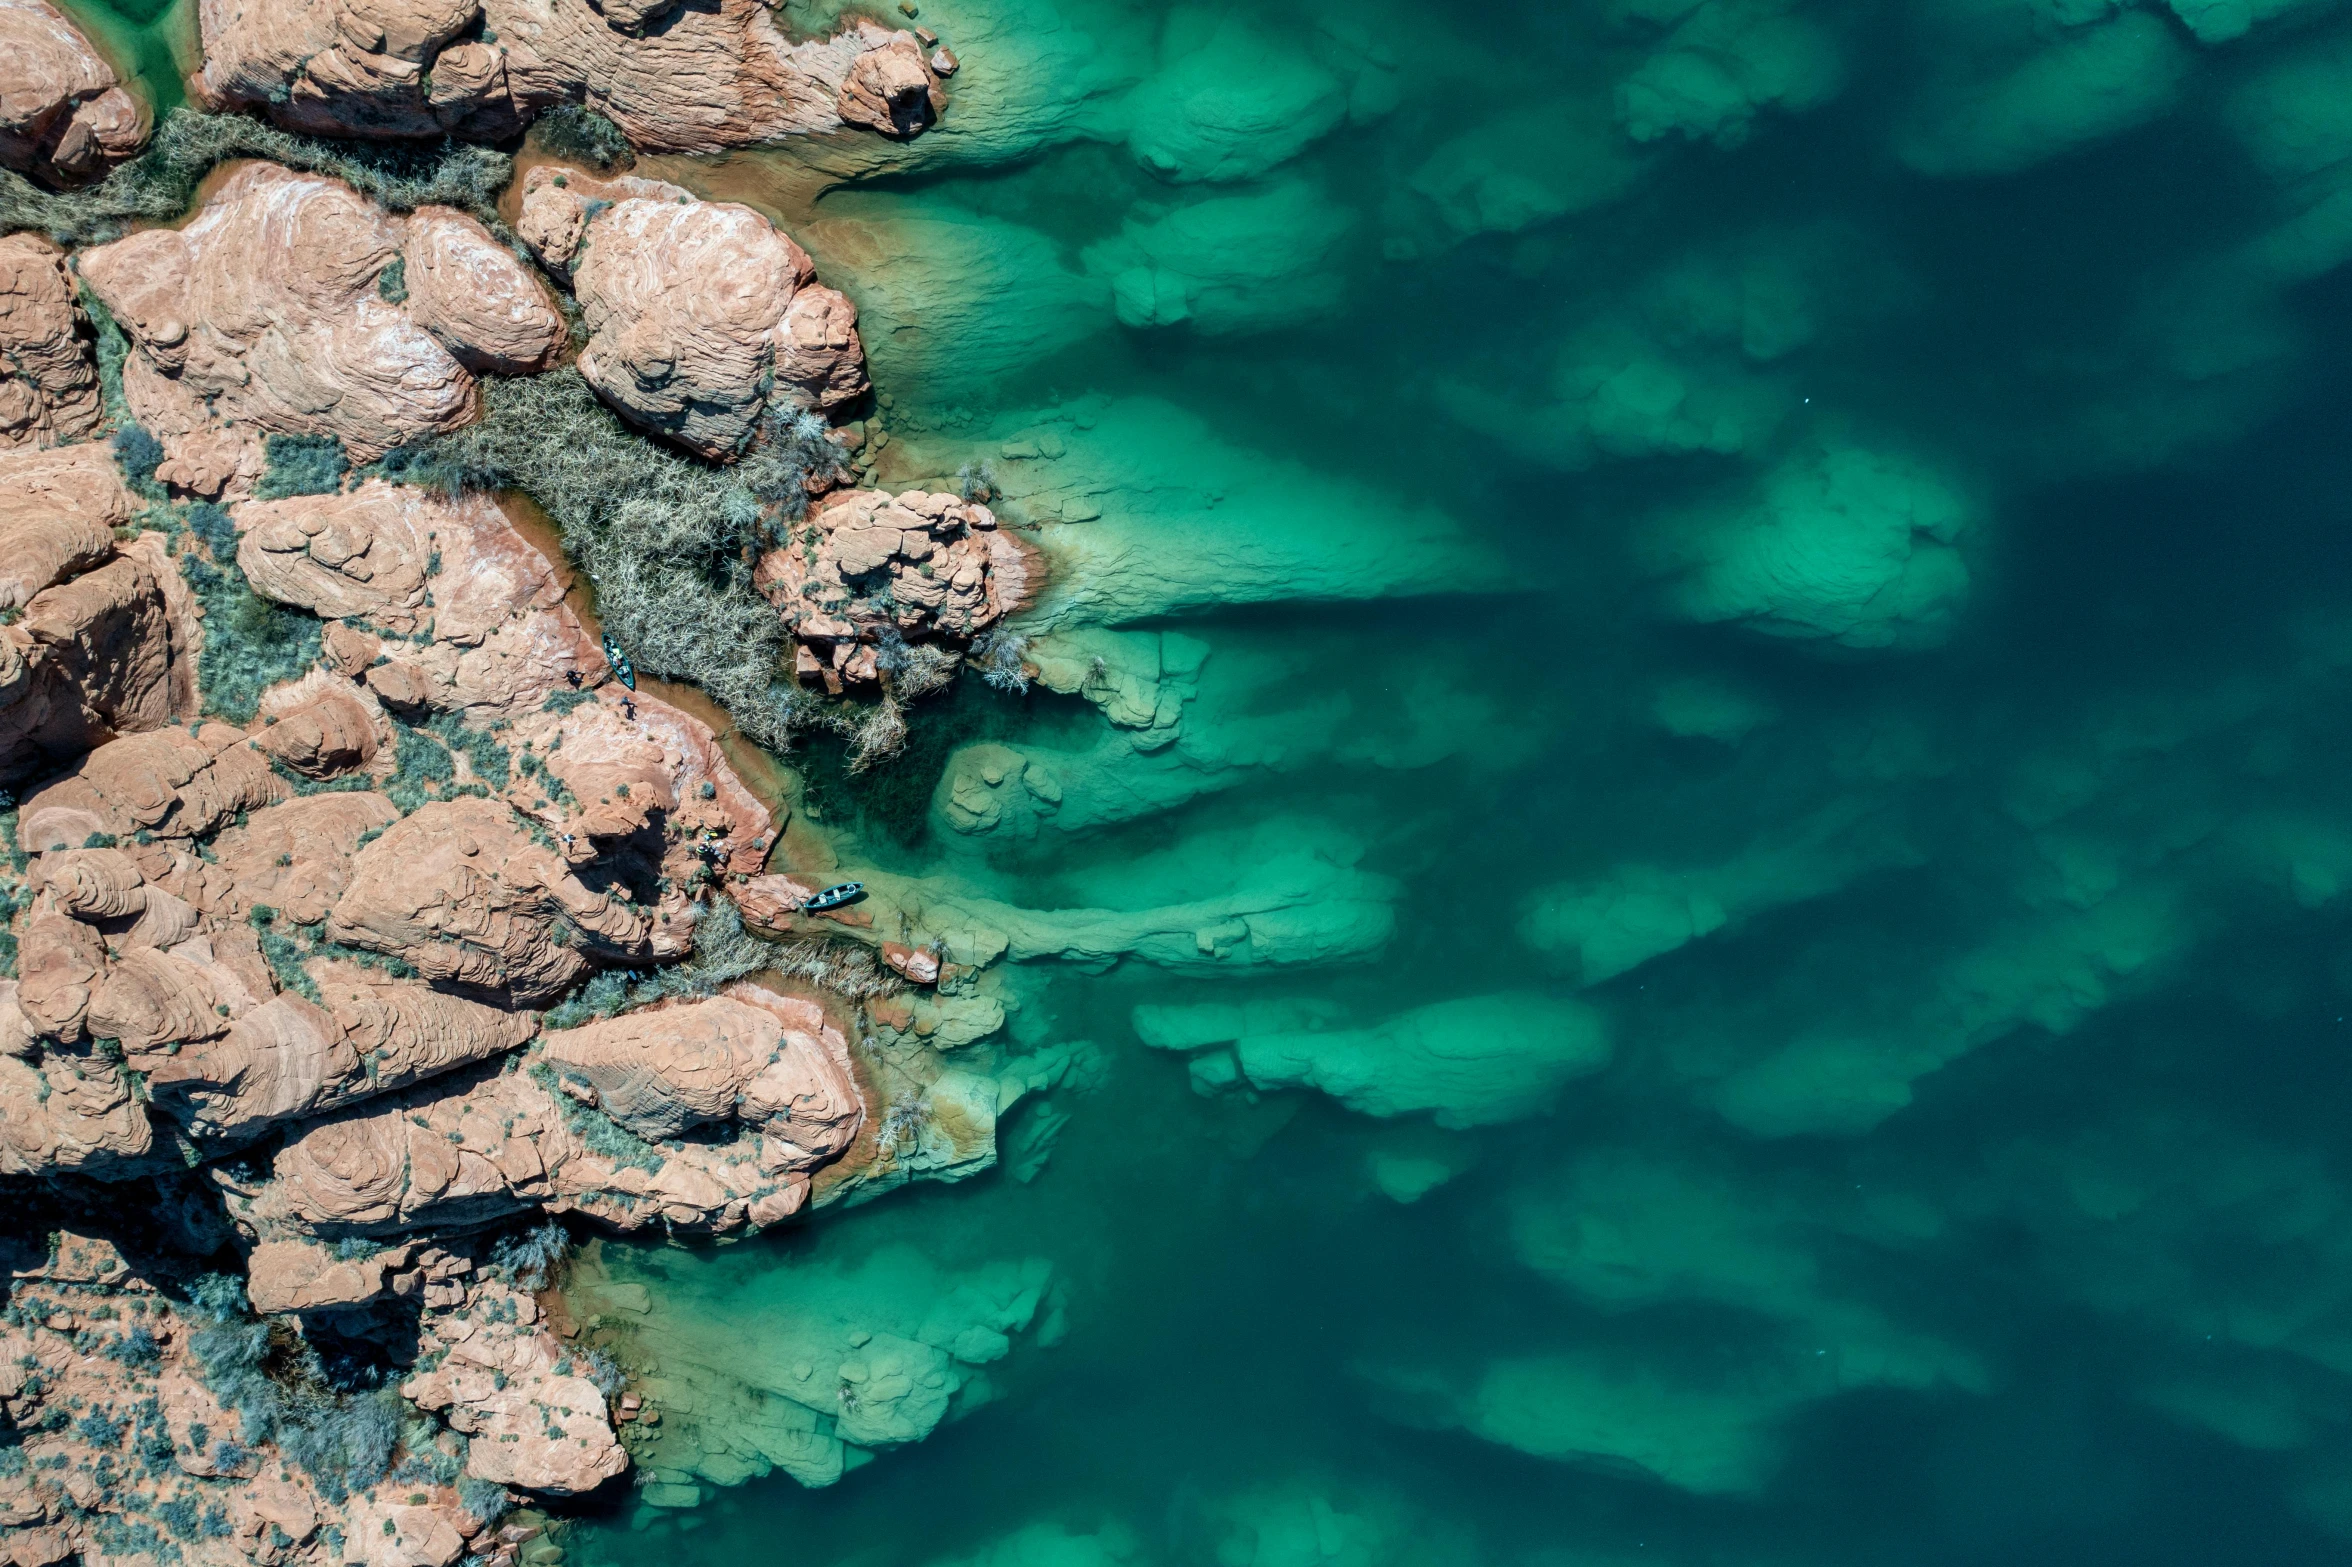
<box><xmin>252</xmin><ymin>671</ymin><xmax>385</xmax><ymax>778</ymax></box>
<box><xmin>518</xmin><ymin>164</ymin><xmax>866</xmax><ymax>457</ymax></box>
<box><xmin>837</xmin><ymin>31</ymin><xmax>945</xmax><ymax>138</ymax></box>
<box><xmin>754</xmin><ymin>488</ymin><xmax>1016</xmax><ymax>692</ymax></box>
<box><xmin>402</xmin><ymin>205</ymin><xmax>568</xmax><ymax>375</ymax></box>
<box><xmin>20</xmin><ymin>722</ymin><xmax>284</xmax><ymax>845</ymax></box>
<box><xmin>0</xmin><ymin>1037</ymin><xmax>152</xmax><ymax>1174</ymax></box>
<box><xmin>0</xmin><ymin>447</ymin><xmax>198</xmax><ymax>781</ymax></box>
<box><xmin>207</xmin><ymin>790</ymin><xmax>402</xmax><ymax>924</ymax></box>
<box><xmin>0</xmin><ymin>0</ymin><xmax>145</xmax><ymax>184</ymax></box>
<box><xmin>0</xmin><ymin>235</ymin><xmax>101</xmax><ymax>448</ymax></box>
<box><xmin>402</xmin><ymin>1278</ymin><xmax>627</xmax><ymax>1495</ymax></box>
<box><xmin>236</xmin><ymin>480</ymin><xmax>440</xmax><ymax>630</ymax></box>
<box><xmin>242</xmin><ymin>1054</ymin><xmax>821</xmax><ymax>1238</ymax></box>
<box><xmin>78</xmin><ymin>162</ymin><xmax>480</xmax><ymax>464</ymax></box>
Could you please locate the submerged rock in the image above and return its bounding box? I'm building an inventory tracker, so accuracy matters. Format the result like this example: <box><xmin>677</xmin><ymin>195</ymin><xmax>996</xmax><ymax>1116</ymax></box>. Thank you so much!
<box><xmin>566</xmin><ymin>1241</ymin><xmax>1054</xmax><ymax>1490</ymax></box>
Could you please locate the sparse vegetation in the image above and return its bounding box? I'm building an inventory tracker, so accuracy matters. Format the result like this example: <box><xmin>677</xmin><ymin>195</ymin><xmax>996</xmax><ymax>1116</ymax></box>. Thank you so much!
<box><xmin>0</xmin><ymin>109</ymin><xmax>511</xmax><ymax>246</ymax></box>
<box><xmin>531</xmin><ymin>1061</ymin><xmax>665</xmax><ymax>1172</ymax></box>
<box><xmin>486</xmin><ymin>1220</ymin><xmax>570</xmax><ymax>1290</ymax></box>
<box><xmin>248</xmin><ymin>906</ymin><xmax>320</xmax><ymax>1003</ymax></box>
<box><xmin>971</xmin><ymin>626</ymin><xmax>1032</xmax><ymax>695</ymax></box>
<box><xmin>427</xmin><ymin>711</ymin><xmax>510</xmax><ymax>790</ymax></box>
<box><xmin>542</xmin><ymin>898</ymin><xmax>783</xmax><ymax>1029</ymax></box>
<box><xmin>456</xmin><ymin>1475</ymin><xmax>513</xmax><ymax>1527</ymax></box>
<box><xmin>110</xmin><ymin>423</ymin><xmax>165</xmax><ymax>499</ymax></box>
<box><xmin>385</xmin><ymin>724</ymin><xmax>456</xmax><ymax>814</ymax></box>
<box><xmin>375</xmin><ymin>255</ymin><xmax>408</xmax><ymax>305</ymax></box>
<box><xmin>182</xmin><ymin>1274</ymin><xmax>403</xmax><ymax>1503</ymax></box>
<box><xmin>379</xmin><ymin>368</ymin><xmax>848</xmax><ymax>751</ymax></box>
<box><xmin>532</xmin><ymin>105</ymin><xmax>633</xmax><ymax>170</ymax></box>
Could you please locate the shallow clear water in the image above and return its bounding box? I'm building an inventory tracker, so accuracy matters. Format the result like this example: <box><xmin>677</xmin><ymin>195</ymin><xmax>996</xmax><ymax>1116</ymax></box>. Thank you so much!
<box><xmin>564</xmin><ymin>0</ymin><xmax>2352</xmax><ymax>1561</ymax></box>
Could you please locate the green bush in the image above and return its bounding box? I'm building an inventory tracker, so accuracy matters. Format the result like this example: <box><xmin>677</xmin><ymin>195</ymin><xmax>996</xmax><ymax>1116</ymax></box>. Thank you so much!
<box><xmin>253</xmin><ymin>434</ymin><xmax>350</xmax><ymax>501</ymax></box>
<box><xmin>532</xmin><ymin>105</ymin><xmax>633</xmax><ymax>170</ymax></box>
<box><xmin>180</xmin><ymin>554</ymin><xmax>324</xmax><ymax>725</ymax></box>
<box><xmin>375</xmin><ymin>254</ymin><xmax>407</xmax><ymax>305</ymax></box>
<box><xmin>427</xmin><ymin>711</ymin><xmax>510</xmax><ymax>789</ymax></box>
<box><xmin>185</xmin><ymin>503</ymin><xmax>236</xmax><ymax>561</ymax></box>
<box><xmin>0</xmin><ymin>109</ymin><xmax>511</xmax><ymax>246</ymax></box>
<box><xmin>248</xmin><ymin>906</ymin><xmax>320</xmax><ymax>1003</ymax></box>
<box><xmin>385</xmin><ymin>724</ymin><xmax>455</xmax><ymax>814</ymax></box>
<box><xmin>180</xmin><ymin>1274</ymin><xmax>405</xmax><ymax>1503</ymax></box>
<box><xmin>110</xmin><ymin>423</ymin><xmax>165</xmax><ymax>497</ymax></box>
<box><xmin>456</xmin><ymin>1475</ymin><xmax>513</xmax><ymax>1527</ymax></box>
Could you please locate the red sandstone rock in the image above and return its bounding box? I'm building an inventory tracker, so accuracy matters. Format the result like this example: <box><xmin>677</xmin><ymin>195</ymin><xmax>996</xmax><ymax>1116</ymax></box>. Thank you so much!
<box><xmin>403</xmin><ymin>205</ymin><xmax>568</xmax><ymax>375</ymax></box>
<box><xmin>208</xmin><ymin>791</ymin><xmax>402</xmax><ymax>924</ymax></box>
<box><xmin>518</xmin><ymin>164</ymin><xmax>866</xmax><ymax>457</ymax></box>
<box><xmin>754</xmin><ymin>488</ymin><xmax>1014</xmax><ymax>692</ymax></box>
<box><xmin>0</xmin><ymin>236</ymin><xmax>101</xmax><ymax>448</ymax></box>
<box><xmin>78</xmin><ymin>163</ymin><xmax>480</xmax><ymax>464</ymax></box>
<box><xmin>197</xmin><ymin>0</ymin><xmax>942</xmax><ymax>155</ymax></box>
<box><xmin>0</xmin><ymin>0</ymin><xmax>146</xmax><ymax>184</ymax></box>
<box><xmin>403</xmin><ymin>1277</ymin><xmax>627</xmax><ymax>1495</ymax></box>
<box><xmin>22</xmin><ymin>722</ymin><xmax>284</xmax><ymax>844</ymax></box>
<box><xmin>326</xmin><ymin>795</ymin><xmax>657</xmax><ymax>1002</ymax></box>
<box><xmin>882</xmin><ymin>940</ymin><xmax>940</xmax><ymax>985</ymax></box>
<box><xmin>0</xmin><ymin>447</ymin><xmax>200</xmax><ymax>780</ymax></box>
<box><xmin>253</xmin><ymin>673</ymin><xmax>385</xmax><ymax>778</ymax></box>
<box><xmin>541</xmin><ymin>989</ymin><xmax>861</xmax><ymax>1157</ymax></box>
<box><xmin>837</xmin><ymin>31</ymin><xmax>944</xmax><ymax>138</ymax></box>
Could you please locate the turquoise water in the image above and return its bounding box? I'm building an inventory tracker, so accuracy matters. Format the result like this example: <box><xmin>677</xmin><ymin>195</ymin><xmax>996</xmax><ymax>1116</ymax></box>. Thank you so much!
<box><xmin>51</xmin><ymin>0</ymin><xmax>193</xmax><ymax>114</ymax></box>
<box><xmin>569</xmin><ymin>0</ymin><xmax>2352</xmax><ymax>1562</ymax></box>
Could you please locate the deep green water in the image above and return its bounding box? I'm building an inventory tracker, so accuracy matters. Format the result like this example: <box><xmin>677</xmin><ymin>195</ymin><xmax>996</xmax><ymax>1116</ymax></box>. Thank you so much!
<box><xmin>51</xmin><ymin>0</ymin><xmax>193</xmax><ymax>114</ymax></box>
<box><xmin>568</xmin><ymin>0</ymin><xmax>2352</xmax><ymax>1562</ymax></box>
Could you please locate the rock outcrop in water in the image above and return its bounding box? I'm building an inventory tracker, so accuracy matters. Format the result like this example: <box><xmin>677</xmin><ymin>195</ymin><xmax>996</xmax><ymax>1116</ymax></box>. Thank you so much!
<box><xmin>754</xmin><ymin>487</ymin><xmax>1026</xmax><ymax>694</ymax></box>
<box><xmin>195</xmin><ymin>0</ymin><xmax>944</xmax><ymax>153</ymax></box>
<box><xmin>0</xmin><ymin>0</ymin><xmax>147</xmax><ymax>185</ymax></box>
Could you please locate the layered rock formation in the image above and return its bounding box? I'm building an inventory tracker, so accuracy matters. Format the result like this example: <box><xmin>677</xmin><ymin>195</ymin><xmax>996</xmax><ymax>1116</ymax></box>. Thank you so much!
<box><xmin>0</xmin><ymin>363</ymin><xmax>891</xmax><ymax>1553</ymax></box>
<box><xmin>195</xmin><ymin>0</ymin><xmax>943</xmax><ymax>153</ymax></box>
<box><xmin>0</xmin><ymin>0</ymin><xmax>147</xmax><ymax>185</ymax></box>
<box><xmin>77</xmin><ymin>164</ymin><xmax>499</xmax><ymax>478</ymax></box>
<box><xmin>0</xmin><ymin>234</ymin><xmax>103</xmax><ymax>449</ymax></box>
<box><xmin>516</xmin><ymin>164</ymin><xmax>868</xmax><ymax>457</ymax></box>
<box><xmin>0</xmin><ymin>445</ymin><xmax>199</xmax><ymax>781</ymax></box>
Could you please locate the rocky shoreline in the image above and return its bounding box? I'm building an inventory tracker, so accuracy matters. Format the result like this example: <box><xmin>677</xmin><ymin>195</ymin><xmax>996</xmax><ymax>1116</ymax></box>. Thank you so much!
<box><xmin>0</xmin><ymin>2</ymin><xmax>1052</xmax><ymax>1560</ymax></box>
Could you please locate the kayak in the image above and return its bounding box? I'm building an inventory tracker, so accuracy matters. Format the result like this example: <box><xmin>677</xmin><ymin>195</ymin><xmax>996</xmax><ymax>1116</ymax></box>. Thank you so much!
<box><xmin>803</xmin><ymin>882</ymin><xmax>866</xmax><ymax>912</ymax></box>
<box><xmin>602</xmin><ymin>633</ymin><xmax>636</xmax><ymax>691</ymax></box>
